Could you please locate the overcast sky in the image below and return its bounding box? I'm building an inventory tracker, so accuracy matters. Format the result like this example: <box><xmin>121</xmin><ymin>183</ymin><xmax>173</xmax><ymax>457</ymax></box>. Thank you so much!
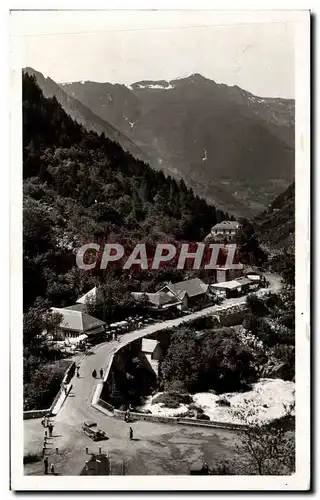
<box><xmin>11</xmin><ymin>10</ymin><xmax>296</xmax><ymax>98</ymax></box>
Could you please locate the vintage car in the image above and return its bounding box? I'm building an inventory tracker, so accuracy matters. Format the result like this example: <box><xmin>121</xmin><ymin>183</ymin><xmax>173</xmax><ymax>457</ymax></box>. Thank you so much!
<box><xmin>82</xmin><ymin>422</ymin><xmax>107</xmax><ymax>441</ymax></box>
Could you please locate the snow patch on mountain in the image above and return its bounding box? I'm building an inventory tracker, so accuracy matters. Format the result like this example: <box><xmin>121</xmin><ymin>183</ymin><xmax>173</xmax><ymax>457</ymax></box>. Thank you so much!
<box><xmin>135</xmin><ymin>82</ymin><xmax>174</xmax><ymax>90</ymax></box>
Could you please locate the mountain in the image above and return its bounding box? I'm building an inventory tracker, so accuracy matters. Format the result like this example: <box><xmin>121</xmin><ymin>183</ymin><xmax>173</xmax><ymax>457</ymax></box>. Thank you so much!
<box><xmin>23</xmin><ymin>67</ymin><xmax>146</xmax><ymax>162</ymax></box>
<box><xmin>23</xmin><ymin>73</ymin><xmax>231</xmax><ymax>312</ymax></box>
<box><xmin>254</xmin><ymin>182</ymin><xmax>295</xmax><ymax>252</ymax></box>
<box><xmin>61</xmin><ymin>73</ymin><xmax>295</xmax><ymax>216</ymax></box>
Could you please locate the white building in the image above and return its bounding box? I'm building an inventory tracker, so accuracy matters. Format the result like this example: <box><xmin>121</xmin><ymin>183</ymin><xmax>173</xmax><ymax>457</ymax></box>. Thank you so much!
<box><xmin>51</xmin><ymin>307</ymin><xmax>106</xmax><ymax>341</ymax></box>
<box><xmin>141</xmin><ymin>338</ymin><xmax>162</xmax><ymax>376</ymax></box>
<box><xmin>208</xmin><ymin>220</ymin><xmax>242</xmax><ymax>242</ymax></box>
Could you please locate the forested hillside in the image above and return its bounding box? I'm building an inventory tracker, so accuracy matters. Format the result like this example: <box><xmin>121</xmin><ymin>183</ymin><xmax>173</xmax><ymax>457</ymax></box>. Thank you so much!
<box><xmin>62</xmin><ymin>73</ymin><xmax>295</xmax><ymax>215</ymax></box>
<box><xmin>254</xmin><ymin>182</ymin><xmax>295</xmax><ymax>252</ymax></box>
<box><xmin>23</xmin><ymin>73</ymin><xmax>232</xmax><ymax>314</ymax></box>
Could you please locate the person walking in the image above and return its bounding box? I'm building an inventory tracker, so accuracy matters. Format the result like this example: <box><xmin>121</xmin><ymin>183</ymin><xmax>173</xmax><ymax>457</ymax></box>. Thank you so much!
<box><xmin>50</xmin><ymin>463</ymin><xmax>55</xmax><ymax>475</ymax></box>
<box><xmin>129</xmin><ymin>427</ymin><xmax>133</xmax><ymax>440</ymax></box>
<box><xmin>100</xmin><ymin>369</ymin><xmax>103</xmax><ymax>379</ymax></box>
<box><xmin>48</xmin><ymin>423</ymin><xmax>54</xmax><ymax>437</ymax></box>
<box><xmin>92</xmin><ymin>369</ymin><xmax>97</xmax><ymax>378</ymax></box>
<box><xmin>44</xmin><ymin>457</ymin><xmax>49</xmax><ymax>475</ymax></box>
<box><xmin>76</xmin><ymin>366</ymin><xmax>80</xmax><ymax>378</ymax></box>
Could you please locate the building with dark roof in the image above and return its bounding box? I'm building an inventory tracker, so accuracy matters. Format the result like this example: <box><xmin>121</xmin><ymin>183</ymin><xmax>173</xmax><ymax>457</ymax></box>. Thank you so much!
<box><xmin>51</xmin><ymin>307</ymin><xmax>106</xmax><ymax>340</ymax></box>
<box><xmin>132</xmin><ymin>278</ymin><xmax>209</xmax><ymax>313</ymax></box>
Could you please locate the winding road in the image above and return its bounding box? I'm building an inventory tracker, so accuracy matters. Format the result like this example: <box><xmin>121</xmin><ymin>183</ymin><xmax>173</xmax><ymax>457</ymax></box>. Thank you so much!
<box><xmin>24</xmin><ymin>273</ymin><xmax>282</xmax><ymax>475</ymax></box>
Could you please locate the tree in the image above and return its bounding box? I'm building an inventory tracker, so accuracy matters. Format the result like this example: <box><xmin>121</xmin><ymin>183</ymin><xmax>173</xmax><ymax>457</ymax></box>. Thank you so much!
<box><xmin>234</xmin><ymin>403</ymin><xmax>295</xmax><ymax>475</ymax></box>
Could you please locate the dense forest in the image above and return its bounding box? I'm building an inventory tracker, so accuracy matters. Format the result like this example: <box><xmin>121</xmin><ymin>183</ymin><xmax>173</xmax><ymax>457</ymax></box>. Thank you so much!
<box><xmin>23</xmin><ymin>72</ymin><xmax>233</xmax><ymax>314</ymax></box>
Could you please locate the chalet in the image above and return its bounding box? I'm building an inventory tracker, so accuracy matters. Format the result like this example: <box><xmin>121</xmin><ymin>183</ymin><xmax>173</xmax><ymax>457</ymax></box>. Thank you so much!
<box><xmin>157</xmin><ymin>278</ymin><xmax>209</xmax><ymax>310</ymax></box>
<box><xmin>51</xmin><ymin>307</ymin><xmax>106</xmax><ymax>341</ymax></box>
<box><xmin>132</xmin><ymin>278</ymin><xmax>209</xmax><ymax>312</ymax></box>
<box><xmin>207</xmin><ymin>220</ymin><xmax>242</xmax><ymax>242</ymax></box>
<box><xmin>131</xmin><ymin>291</ymin><xmax>181</xmax><ymax>313</ymax></box>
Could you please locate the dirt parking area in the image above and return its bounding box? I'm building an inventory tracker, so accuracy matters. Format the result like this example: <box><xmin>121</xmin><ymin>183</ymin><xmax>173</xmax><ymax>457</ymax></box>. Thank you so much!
<box><xmin>24</xmin><ymin>418</ymin><xmax>240</xmax><ymax>476</ymax></box>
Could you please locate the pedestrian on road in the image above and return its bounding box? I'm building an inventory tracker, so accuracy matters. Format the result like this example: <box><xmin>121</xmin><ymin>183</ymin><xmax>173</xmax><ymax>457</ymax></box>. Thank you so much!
<box><xmin>50</xmin><ymin>463</ymin><xmax>55</xmax><ymax>475</ymax></box>
<box><xmin>92</xmin><ymin>369</ymin><xmax>97</xmax><ymax>378</ymax></box>
<box><xmin>76</xmin><ymin>366</ymin><xmax>80</xmax><ymax>378</ymax></box>
<box><xmin>100</xmin><ymin>369</ymin><xmax>103</xmax><ymax>379</ymax></box>
<box><xmin>48</xmin><ymin>423</ymin><xmax>54</xmax><ymax>437</ymax></box>
<box><xmin>64</xmin><ymin>384</ymin><xmax>68</xmax><ymax>395</ymax></box>
<box><xmin>129</xmin><ymin>427</ymin><xmax>133</xmax><ymax>440</ymax></box>
<box><xmin>44</xmin><ymin>457</ymin><xmax>49</xmax><ymax>475</ymax></box>
<box><xmin>125</xmin><ymin>408</ymin><xmax>130</xmax><ymax>423</ymax></box>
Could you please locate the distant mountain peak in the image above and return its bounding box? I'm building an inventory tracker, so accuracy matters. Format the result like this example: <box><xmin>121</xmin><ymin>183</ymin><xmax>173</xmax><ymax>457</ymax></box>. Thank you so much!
<box><xmin>131</xmin><ymin>79</ymin><xmax>174</xmax><ymax>91</ymax></box>
<box><xmin>170</xmin><ymin>73</ymin><xmax>213</xmax><ymax>86</ymax></box>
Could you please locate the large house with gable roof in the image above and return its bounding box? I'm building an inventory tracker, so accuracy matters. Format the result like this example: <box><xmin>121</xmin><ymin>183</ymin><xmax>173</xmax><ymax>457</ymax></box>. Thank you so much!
<box><xmin>132</xmin><ymin>277</ymin><xmax>209</xmax><ymax>313</ymax></box>
<box><xmin>206</xmin><ymin>220</ymin><xmax>242</xmax><ymax>242</ymax></box>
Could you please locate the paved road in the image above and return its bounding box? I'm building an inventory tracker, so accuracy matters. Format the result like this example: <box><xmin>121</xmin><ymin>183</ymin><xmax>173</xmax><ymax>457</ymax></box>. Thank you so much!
<box><xmin>24</xmin><ymin>272</ymin><xmax>282</xmax><ymax>470</ymax></box>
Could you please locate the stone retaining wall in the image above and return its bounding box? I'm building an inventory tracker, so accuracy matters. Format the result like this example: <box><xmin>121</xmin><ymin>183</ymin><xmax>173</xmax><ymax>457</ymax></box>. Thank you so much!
<box><xmin>23</xmin><ymin>409</ymin><xmax>49</xmax><ymax>420</ymax></box>
<box><xmin>97</xmin><ymin>400</ymin><xmax>246</xmax><ymax>430</ymax></box>
<box><xmin>92</xmin><ymin>306</ymin><xmax>251</xmax><ymax>430</ymax></box>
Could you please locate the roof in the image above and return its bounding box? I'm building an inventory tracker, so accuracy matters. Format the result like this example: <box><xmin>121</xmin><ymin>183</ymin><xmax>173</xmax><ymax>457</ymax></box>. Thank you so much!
<box><xmin>161</xmin><ymin>278</ymin><xmax>208</xmax><ymax>298</ymax></box>
<box><xmin>211</xmin><ymin>220</ymin><xmax>241</xmax><ymax>231</ymax></box>
<box><xmin>132</xmin><ymin>292</ymin><xmax>173</xmax><ymax>307</ymax></box>
<box><xmin>141</xmin><ymin>338</ymin><xmax>159</xmax><ymax>353</ymax></box>
<box><xmin>236</xmin><ymin>277</ymin><xmax>253</xmax><ymax>286</ymax></box>
<box><xmin>80</xmin><ymin>455</ymin><xmax>110</xmax><ymax>475</ymax></box>
<box><xmin>211</xmin><ymin>280</ymin><xmax>242</xmax><ymax>290</ymax></box>
<box><xmin>51</xmin><ymin>307</ymin><xmax>105</xmax><ymax>332</ymax></box>
<box><xmin>64</xmin><ymin>303</ymin><xmax>88</xmax><ymax>313</ymax></box>
<box><xmin>77</xmin><ymin>286</ymin><xmax>98</xmax><ymax>304</ymax></box>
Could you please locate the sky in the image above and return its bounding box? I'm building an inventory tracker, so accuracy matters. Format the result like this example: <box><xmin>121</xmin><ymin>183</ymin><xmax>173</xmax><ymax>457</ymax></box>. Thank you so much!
<box><xmin>11</xmin><ymin>10</ymin><xmax>296</xmax><ymax>98</ymax></box>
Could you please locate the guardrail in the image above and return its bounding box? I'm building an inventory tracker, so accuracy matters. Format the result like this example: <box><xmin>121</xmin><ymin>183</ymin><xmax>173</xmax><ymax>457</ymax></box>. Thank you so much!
<box><xmin>94</xmin><ymin>399</ymin><xmax>246</xmax><ymax>430</ymax></box>
<box><xmin>91</xmin><ymin>302</ymin><xmax>260</xmax><ymax>430</ymax></box>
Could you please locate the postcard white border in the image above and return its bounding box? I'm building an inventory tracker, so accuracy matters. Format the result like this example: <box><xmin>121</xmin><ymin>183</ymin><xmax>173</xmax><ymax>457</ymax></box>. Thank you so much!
<box><xmin>9</xmin><ymin>6</ymin><xmax>310</xmax><ymax>492</ymax></box>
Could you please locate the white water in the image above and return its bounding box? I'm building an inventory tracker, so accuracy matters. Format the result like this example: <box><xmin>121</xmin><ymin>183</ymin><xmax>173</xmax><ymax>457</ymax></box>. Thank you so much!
<box><xmin>140</xmin><ymin>378</ymin><xmax>295</xmax><ymax>424</ymax></box>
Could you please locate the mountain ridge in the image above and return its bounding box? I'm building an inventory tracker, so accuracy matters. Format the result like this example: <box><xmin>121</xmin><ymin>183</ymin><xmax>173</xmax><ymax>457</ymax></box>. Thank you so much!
<box><xmin>61</xmin><ymin>73</ymin><xmax>295</xmax><ymax>216</ymax></box>
<box><xmin>26</xmin><ymin>69</ymin><xmax>295</xmax><ymax>216</ymax></box>
<box><xmin>23</xmin><ymin>67</ymin><xmax>147</xmax><ymax>163</ymax></box>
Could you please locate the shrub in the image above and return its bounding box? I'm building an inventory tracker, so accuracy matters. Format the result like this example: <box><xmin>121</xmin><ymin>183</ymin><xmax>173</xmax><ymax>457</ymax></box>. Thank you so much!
<box><xmin>216</xmin><ymin>397</ymin><xmax>231</xmax><ymax>407</ymax></box>
<box><xmin>152</xmin><ymin>391</ymin><xmax>192</xmax><ymax>408</ymax></box>
<box><xmin>210</xmin><ymin>459</ymin><xmax>237</xmax><ymax>475</ymax></box>
<box><xmin>24</xmin><ymin>361</ymin><xmax>72</xmax><ymax>411</ymax></box>
<box><xmin>23</xmin><ymin>453</ymin><xmax>42</xmax><ymax>464</ymax></box>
